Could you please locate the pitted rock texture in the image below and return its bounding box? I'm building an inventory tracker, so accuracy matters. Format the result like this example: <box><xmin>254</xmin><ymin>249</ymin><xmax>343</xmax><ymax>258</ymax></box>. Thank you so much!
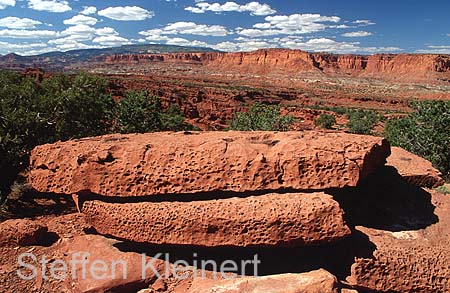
<box><xmin>0</xmin><ymin>219</ymin><xmax>48</xmax><ymax>247</ymax></box>
<box><xmin>28</xmin><ymin>131</ymin><xmax>390</xmax><ymax>197</ymax></box>
<box><xmin>82</xmin><ymin>192</ymin><xmax>351</xmax><ymax>247</ymax></box>
<box><xmin>184</xmin><ymin>269</ymin><xmax>339</xmax><ymax>293</ymax></box>
<box><xmin>387</xmin><ymin>146</ymin><xmax>444</xmax><ymax>188</ymax></box>
<box><xmin>54</xmin><ymin>234</ymin><xmax>168</xmax><ymax>292</ymax></box>
<box><xmin>349</xmin><ymin>191</ymin><xmax>450</xmax><ymax>292</ymax></box>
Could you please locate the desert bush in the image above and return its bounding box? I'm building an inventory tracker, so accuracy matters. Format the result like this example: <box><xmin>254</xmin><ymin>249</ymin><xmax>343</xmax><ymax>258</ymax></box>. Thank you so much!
<box><xmin>0</xmin><ymin>71</ymin><xmax>194</xmax><ymax>203</ymax></box>
<box><xmin>346</xmin><ymin>109</ymin><xmax>379</xmax><ymax>135</ymax></box>
<box><xmin>315</xmin><ymin>114</ymin><xmax>336</xmax><ymax>129</ymax></box>
<box><xmin>385</xmin><ymin>100</ymin><xmax>450</xmax><ymax>178</ymax></box>
<box><xmin>0</xmin><ymin>71</ymin><xmax>115</xmax><ymax>202</ymax></box>
<box><xmin>116</xmin><ymin>91</ymin><xmax>193</xmax><ymax>133</ymax></box>
<box><xmin>39</xmin><ymin>72</ymin><xmax>115</xmax><ymax>141</ymax></box>
<box><xmin>229</xmin><ymin>103</ymin><xmax>294</xmax><ymax>131</ymax></box>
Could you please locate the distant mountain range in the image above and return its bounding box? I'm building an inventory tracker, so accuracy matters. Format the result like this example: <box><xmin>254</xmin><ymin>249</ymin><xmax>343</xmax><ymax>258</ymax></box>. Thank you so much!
<box><xmin>0</xmin><ymin>44</ymin><xmax>219</xmax><ymax>70</ymax></box>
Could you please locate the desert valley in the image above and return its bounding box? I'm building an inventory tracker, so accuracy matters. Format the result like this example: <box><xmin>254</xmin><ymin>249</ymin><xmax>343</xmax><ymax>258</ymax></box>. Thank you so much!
<box><xmin>0</xmin><ymin>44</ymin><xmax>449</xmax><ymax>293</ymax></box>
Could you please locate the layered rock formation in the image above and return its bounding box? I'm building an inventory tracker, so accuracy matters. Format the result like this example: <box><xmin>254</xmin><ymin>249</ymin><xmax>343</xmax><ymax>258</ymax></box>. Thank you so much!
<box><xmin>387</xmin><ymin>146</ymin><xmax>444</xmax><ymax>188</ymax></box>
<box><xmin>82</xmin><ymin>193</ymin><xmax>350</xmax><ymax>247</ymax></box>
<box><xmin>185</xmin><ymin>269</ymin><xmax>339</xmax><ymax>293</ymax></box>
<box><xmin>28</xmin><ymin>131</ymin><xmax>390</xmax><ymax>197</ymax></box>
<box><xmin>25</xmin><ymin>130</ymin><xmax>449</xmax><ymax>292</ymax></box>
<box><xmin>98</xmin><ymin>49</ymin><xmax>450</xmax><ymax>81</ymax></box>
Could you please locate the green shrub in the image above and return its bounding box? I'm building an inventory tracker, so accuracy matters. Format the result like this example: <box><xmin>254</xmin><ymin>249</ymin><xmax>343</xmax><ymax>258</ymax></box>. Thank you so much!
<box><xmin>229</xmin><ymin>103</ymin><xmax>294</xmax><ymax>131</ymax></box>
<box><xmin>116</xmin><ymin>91</ymin><xmax>193</xmax><ymax>133</ymax></box>
<box><xmin>0</xmin><ymin>71</ymin><xmax>194</xmax><ymax>203</ymax></box>
<box><xmin>385</xmin><ymin>100</ymin><xmax>450</xmax><ymax>178</ymax></box>
<box><xmin>40</xmin><ymin>72</ymin><xmax>115</xmax><ymax>141</ymax></box>
<box><xmin>346</xmin><ymin>109</ymin><xmax>379</xmax><ymax>135</ymax></box>
<box><xmin>315</xmin><ymin>114</ymin><xmax>336</xmax><ymax>129</ymax></box>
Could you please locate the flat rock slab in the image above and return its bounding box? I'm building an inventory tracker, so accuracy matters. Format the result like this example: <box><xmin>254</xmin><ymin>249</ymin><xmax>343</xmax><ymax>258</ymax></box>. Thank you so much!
<box><xmin>183</xmin><ymin>269</ymin><xmax>339</xmax><ymax>293</ymax></box>
<box><xmin>53</xmin><ymin>234</ymin><xmax>168</xmax><ymax>292</ymax></box>
<box><xmin>349</xmin><ymin>191</ymin><xmax>450</xmax><ymax>292</ymax></box>
<box><xmin>387</xmin><ymin>146</ymin><xmax>444</xmax><ymax>188</ymax></box>
<box><xmin>28</xmin><ymin>131</ymin><xmax>389</xmax><ymax>197</ymax></box>
<box><xmin>82</xmin><ymin>192</ymin><xmax>351</xmax><ymax>247</ymax></box>
<box><xmin>0</xmin><ymin>219</ymin><xmax>49</xmax><ymax>247</ymax></box>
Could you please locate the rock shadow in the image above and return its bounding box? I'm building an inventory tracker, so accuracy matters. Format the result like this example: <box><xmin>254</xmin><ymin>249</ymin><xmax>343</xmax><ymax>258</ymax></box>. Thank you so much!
<box><xmin>330</xmin><ymin>166</ymin><xmax>438</xmax><ymax>232</ymax></box>
<box><xmin>111</xmin><ymin>230</ymin><xmax>375</xmax><ymax>280</ymax></box>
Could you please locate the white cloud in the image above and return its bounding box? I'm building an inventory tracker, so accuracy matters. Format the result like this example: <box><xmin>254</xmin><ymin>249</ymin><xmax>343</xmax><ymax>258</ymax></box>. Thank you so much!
<box><xmin>416</xmin><ymin>45</ymin><xmax>450</xmax><ymax>54</ymax></box>
<box><xmin>342</xmin><ymin>31</ymin><xmax>373</xmax><ymax>37</ymax></box>
<box><xmin>98</xmin><ymin>6</ymin><xmax>154</xmax><ymax>21</ymax></box>
<box><xmin>140</xmin><ymin>22</ymin><xmax>229</xmax><ymax>37</ymax></box>
<box><xmin>92</xmin><ymin>35</ymin><xmax>129</xmax><ymax>46</ymax></box>
<box><xmin>237</xmin><ymin>13</ymin><xmax>341</xmax><ymax>36</ymax></box>
<box><xmin>353</xmin><ymin>19</ymin><xmax>375</xmax><ymax>26</ymax></box>
<box><xmin>28</xmin><ymin>0</ymin><xmax>71</xmax><ymax>13</ymax></box>
<box><xmin>60</xmin><ymin>24</ymin><xmax>96</xmax><ymax>41</ymax></box>
<box><xmin>0</xmin><ymin>41</ymin><xmax>49</xmax><ymax>55</ymax></box>
<box><xmin>63</xmin><ymin>15</ymin><xmax>98</xmax><ymax>26</ymax></box>
<box><xmin>0</xmin><ymin>0</ymin><xmax>15</xmax><ymax>9</ymax></box>
<box><xmin>96</xmin><ymin>27</ymin><xmax>119</xmax><ymax>36</ymax></box>
<box><xmin>0</xmin><ymin>28</ymin><xmax>57</xmax><ymax>38</ymax></box>
<box><xmin>277</xmin><ymin>37</ymin><xmax>401</xmax><ymax>54</ymax></box>
<box><xmin>185</xmin><ymin>1</ymin><xmax>276</xmax><ymax>16</ymax></box>
<box><xmin>0</xmin><ymin>17</ymin><xmax>42</xmax><ymax>29</ymax></box>
<box><xmin>80</xmin><ymin>6</ymin><xmax>97</xmax><ymax>15</ymax></box>
<box><xmin>163</xmin><ymin>37</ymin><xmax>209</xmax><ymax>47</ymax></box>
<box><xmin>165</xmin><ymin>22</ymin><xmax>228</xmax><ymax>36</ymax></box>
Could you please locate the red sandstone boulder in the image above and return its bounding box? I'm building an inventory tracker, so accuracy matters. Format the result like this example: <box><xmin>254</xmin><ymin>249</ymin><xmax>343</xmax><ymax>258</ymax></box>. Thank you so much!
<box><xmin>0</xmin><ymin>219</ymin><xmax>48</xmax><ymax>247</ymax></box>
<box><xmin>82</xmin><ymin>192</ymin><xmax>350</xmax><ymax>247</ymax></box>
<box><xmin>348</xmin><ymin>191</ymin><xmax>450</xmax><ymax>292</ymax></box>
<box><xmin>53</xmin><ymin>234</ymin><xmax>168</xmax><ymax>292</ymax></box>
<box><xmin>183</xmin><ymin>269</ymin><xmax>339</xmax><ymax>293</ymax></box>
<box><xmin>28</xmin><ymin>131</ymin><xmax>389</xmax><ymax>197</ymax></box>
<box><xmin>387</xmin><ymin>147</ymin><xmax>444</xmax><ymax>188</ymax></box>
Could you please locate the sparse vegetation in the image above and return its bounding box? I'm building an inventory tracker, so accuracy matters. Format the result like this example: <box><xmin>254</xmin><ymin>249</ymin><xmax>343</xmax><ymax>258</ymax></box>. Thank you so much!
<box><xmin>315</xmin><ymin>114</ymin><xmax>336</xmax><ymax>129</ymax></box>
<box><xmin>229</xmin><ymin>103</ymin><xmax>295</xmax><ymax>131</ymax></box>
<box><xmin>385</xmin><ymin>100</ymin><xmax>450</xmax><ymax>179</ymax></box>
<box><xmin>0</xmin><ymin>71</ymin><xmax>193</xmax><ymax>203</ymax></box>
<box><xmin>346</xmin><ymin>109</ymin><xmax>380</xmax><ymax>135</ymax></box>
<box><xmin>116</xmin><ymin>91</ymin><xmax>193</xmax><ymax>133</ymax></box>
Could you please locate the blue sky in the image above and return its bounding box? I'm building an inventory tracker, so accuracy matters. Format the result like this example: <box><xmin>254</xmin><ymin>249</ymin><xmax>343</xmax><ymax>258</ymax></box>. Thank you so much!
<box><xmin>0</xmin><ymin>0</ymin><xmax>449</xmax><ymax>55</ymax></box>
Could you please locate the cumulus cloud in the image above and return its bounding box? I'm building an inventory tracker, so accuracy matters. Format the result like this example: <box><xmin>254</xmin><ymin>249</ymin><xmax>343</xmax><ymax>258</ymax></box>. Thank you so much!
<box><xmin>416</xmin><ymin>45</ymin><xmax>450</xmax><ymax>54</ymax></box>
<box><xmin>80</xmin><ymin>6</ymin><xmax>97</xmax><ymax>15</ymax></box>
<box><xmin>140</xmin><ymin>22</ymin><xmax>229</xmax><ymax>38</ymax></box>
<box><xmin>28</xmin><ymin>0</ymin><xmax>71</xmax><ymax>13</ymax></box>
<box><xmin>185</xmin><ymin>1</ymin><xmax>276</xmax><ymax>16</ymax></box>
<box><xmin>342</xmin><ymin>31</ymin><xmax>373</xmax><ymax>37</ymax></box>
<box><xmin>277</xmin><ymin>37</ymin><xmax>400</xmax><ymax>54</ymax></box>
<box><xmin>0</xmin><ymin>28</ymin><xmax>57</xmax><ymax>38</ymax></box>
<box><xmin>0</xmin><ymin>0</ymin><xmax>15</xmax><ymax>9</ymax></box>
<box><xmin>237</xmin><ymin>13</ymin><xmax>341</xmax><ymax>36</ymax></box>
<box><xmin>92</xmin><ymin>35</ymin><xmax>129</xmax><ymax>46</ymax></box>
<box><xmin>0</xmin><ymin>41</ymin><xmax>48</xmax><ymax>55</ymax></box>
<box><xmin>0</xmin><ymin>17</ymin><xmax>42</xmax><ymax>29</ymax></box>
<box><xmin>353</xmin><ymin>19</ymin><xmax>375</xmax><ymax>26</ymax></box>
<box><xmin>63</xmin><ymin>15</ymin><xmax>98</xmax><ymax>26</ymax></box>
<box><xmin>98</xmin><ymin>6</ymin><xmax>154</xmax><ymax>21</ymax></box>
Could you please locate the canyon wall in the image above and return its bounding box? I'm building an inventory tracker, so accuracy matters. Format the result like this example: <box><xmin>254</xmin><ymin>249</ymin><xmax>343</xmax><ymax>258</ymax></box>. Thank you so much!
<box><xmin>99</xmin><ymin>49</ymin><xmax>450</xmax><ymax>81</ymax></box>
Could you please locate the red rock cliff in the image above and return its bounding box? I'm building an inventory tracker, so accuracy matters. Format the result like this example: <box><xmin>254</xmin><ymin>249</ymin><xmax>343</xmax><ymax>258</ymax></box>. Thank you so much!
<box><xmin>97</xmin><ymin>49</ymin><xmax>450</xmax><ymax>81</ymax></box>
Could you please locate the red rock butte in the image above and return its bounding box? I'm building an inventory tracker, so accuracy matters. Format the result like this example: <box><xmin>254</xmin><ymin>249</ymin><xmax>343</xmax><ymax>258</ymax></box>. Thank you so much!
<box><xmin>99</xmin><ymin>49</ymin><xmax>450</xmax><ymax>82</ymax></box>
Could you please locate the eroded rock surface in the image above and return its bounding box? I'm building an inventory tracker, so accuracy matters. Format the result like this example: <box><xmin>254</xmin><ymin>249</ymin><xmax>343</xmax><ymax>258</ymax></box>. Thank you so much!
<box><xmin>28</xmin><ymin>131</ymin><xmax>389</xmax><ymax>197</ymax></box>
<box><xmin>348</xmin><ymin>191</ymin><xmax>450</xmax><ymax>292</ymax></box>
<box><xmin>0</xmin><ymin>219</ymin><xmax>49</xmax><ymax>247</ymax></box>
<box><xmin>184</xmin><ymin>269</ymin><xmax>339</xmax><ymax>293</ymax></box>
<box><xmin>54</xmin><ymin>234</ymin><xmax>168</xmax><ymax>292</ymax></box>
<box><xmin>387</xmin><ymin>146</ymin><xmax>444</xmax><ymax>188</ymax></box>
<box><xmin>82</xmin><ymin>192</ymin><xmax>350</xmax><ymax>247</ymax></box>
